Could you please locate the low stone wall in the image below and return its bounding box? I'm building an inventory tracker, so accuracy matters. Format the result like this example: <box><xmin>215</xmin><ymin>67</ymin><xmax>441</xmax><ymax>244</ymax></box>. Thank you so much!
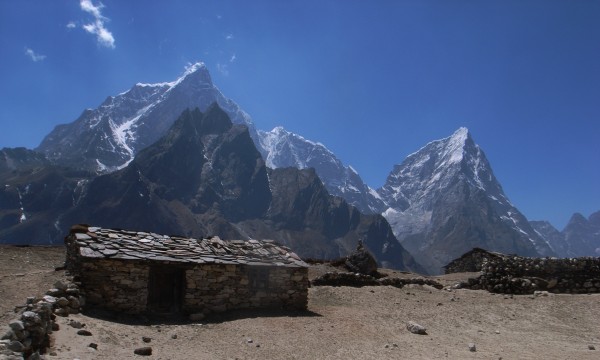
<box><xmin>311</xmin><ymin>272</ymin><xmax>443</xmax><ymax>289</ymax></box>
<box><xmin>184</xmin><ymin>265</ymin><xmax>308</xmax><ymax>316</ymax></box>
<box><xmin>465</xmin><ymin>256</ymin><xmax>600</xmax><ymax>294</ymax></box>
<box><xmin>1</xmin><ymin>279</ymin><xmax>83</xmax><ymax>360</ymax></box>
<box><xmin>444</xmin><ymin>249</ymin><xmax>504</xmax><ymax>274</ymax></box>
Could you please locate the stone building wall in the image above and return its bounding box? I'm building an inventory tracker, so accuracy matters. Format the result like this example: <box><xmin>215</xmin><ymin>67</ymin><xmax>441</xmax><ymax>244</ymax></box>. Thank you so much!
<box><xmin>466</xmin><ymin>256</ymin><xmax>600</xmax><ymax>294</ymax></box>
<box><xmin>78</xmin><ymin>259</ymin><xmax>150</xmax><ymax>313</ymax></box>
<box><xmin>72</xmin><ymin>258</ymin><xmax>308</xmax><ymax>315</ymax></box>
<box><xmin>184</xmin><ymin>265</ymin><xmax>308</xmax><ymax>315</ymax></box>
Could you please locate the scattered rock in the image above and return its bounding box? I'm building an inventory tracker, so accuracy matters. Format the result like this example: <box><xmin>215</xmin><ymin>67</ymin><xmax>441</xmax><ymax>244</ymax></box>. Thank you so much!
<box><xmin>468</xmin><ymin>343</ymin><xmax>477</xmax><ymax>352</ymax></box>
<box><xmin>406</xmin><ymin>321</ymin><xmax>427</xmax><ymax>335</ymax></box>
<box><xmin>69</xmin><ymin>320</ymin><xmax>84</xmax><ymax>329</ymax></box>
<box><xmin>8</xmin><ymin>321</ymin><xmax>24</xmax><ymax>332</ymax></box>
<box><xmin>88</xmin><ymin>343</ymin><xmax>98</xmax><ymax>350</ymax></box>
<box><xmin>247</xmin><ymin>338</ymin><xmax>253</xmax><ymax>343</ymax></box>
<box><xmin>77</xmin><ymin>329</ymin><xmax>92</xmax><ymax>336</ymax></box>
<box><xmin>589</xmin><ymin>345</ymin><xmax>596</xmax><ymax>350</ymax></box>
<box><xmin>171</xmin><ymin>334</ymin><xmax>178</xmax><ymax>339</ymax></box>
<box><xmin>134</xmin><ymin>346</ymin><xmax>152</xmax><ymax>356</ymax></box>
<box><xmin>142</xmin><ymin>336</ymin><xmax>151</xmax><ymax>343</ymax></box>
<box><xmin>7</xmin><ymin>341</ymin><xmax>24</xmax><ymax>352</ymax></box>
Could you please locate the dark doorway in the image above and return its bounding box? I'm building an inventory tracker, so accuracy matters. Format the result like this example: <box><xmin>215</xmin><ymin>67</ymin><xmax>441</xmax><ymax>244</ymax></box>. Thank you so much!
<box><xmin>147</xmin><ymin>266</ymin><xmax>185</xmax><ymax>314</ymax></box>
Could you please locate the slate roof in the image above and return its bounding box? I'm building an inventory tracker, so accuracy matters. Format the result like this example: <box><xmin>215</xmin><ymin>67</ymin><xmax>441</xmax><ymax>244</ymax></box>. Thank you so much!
<box><xmin>67</xmin><ymin>225</ymin><xmax>307</xmax><ymax>268</ymax></box>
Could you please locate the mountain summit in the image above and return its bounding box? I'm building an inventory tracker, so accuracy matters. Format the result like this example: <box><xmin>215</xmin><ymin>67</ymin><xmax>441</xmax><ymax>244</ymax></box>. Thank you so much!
<box><xmin>377</xmin><ymin>127</ymin><xmax>555</xmax><ymax>274</ymax></box>
<box><xmin>37</xmin><ymin>63</ymin><xmax>256</xmax><ymax>172</ymax></box>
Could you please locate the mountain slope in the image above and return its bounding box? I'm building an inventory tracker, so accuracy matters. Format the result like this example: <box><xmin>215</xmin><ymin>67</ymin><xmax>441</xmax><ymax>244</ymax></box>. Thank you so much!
<box><xmin>37</xmin><ymin>63</ymin><xmax>257</xmax><ymax>172</ymax></box>
<box><xmin>377</xmin><ymin>128</ymin><xmax>555</xmax><ymax>274</ymax></box>
<box><xmin>258</xmin><ymin>127</ymin><xmax>384</xmax><ymax>213</ymax></box>
<box><xmin>51</xmin><ymin>104</ymin><xmax>422</xmax><ymax>272</ymax></box>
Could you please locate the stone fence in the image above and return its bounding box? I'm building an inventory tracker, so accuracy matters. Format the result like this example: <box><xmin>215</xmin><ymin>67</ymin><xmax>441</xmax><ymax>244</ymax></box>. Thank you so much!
<box><xmin>1</xmin><ymin>279</ymin><xmax>82</xmax><ymax>360</ymax></box>
<box><xmin>463</xmin><ymin>255</ymin><xmax>600</xmax><ymax>294</ymax></box>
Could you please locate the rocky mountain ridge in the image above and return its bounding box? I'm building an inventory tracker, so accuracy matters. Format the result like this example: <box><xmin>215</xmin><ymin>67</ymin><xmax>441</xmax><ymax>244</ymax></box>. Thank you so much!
<box><xmin>2</xmin><ymin>64</ymin><xmax>596</xmax><ymax>274</ymax></box>
<box><xmin>2</xmin><ymin>104</ymin><xmax>424</xmax><ymax>273</ymax></box>
<box><xmin>531</xmin><ymin>211</ymin><xmax>600</xmax><ymax>258</ymax></box>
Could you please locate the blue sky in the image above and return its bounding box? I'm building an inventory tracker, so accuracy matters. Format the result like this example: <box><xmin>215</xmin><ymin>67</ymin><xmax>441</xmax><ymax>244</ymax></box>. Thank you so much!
<box><xmin>0</xmin><ymin>0</ymin><xmax>598</xmax><ymax>229</ymax></box>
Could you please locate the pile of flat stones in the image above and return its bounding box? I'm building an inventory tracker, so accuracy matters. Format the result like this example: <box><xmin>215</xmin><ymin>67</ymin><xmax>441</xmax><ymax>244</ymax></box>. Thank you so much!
<box><xmin>462</xmin><ymin>256</ymin><xmax>600</xmax><ymax>294</ymax></box>
<box><xmin>311</xmin><ymin>272</ymin><xmax>443</xmax><ymax>289</ymax></box>
<box><xmin>1</xmin><ymin>280</ymin><xmax>83</xmax><ymax>359</ymax></box>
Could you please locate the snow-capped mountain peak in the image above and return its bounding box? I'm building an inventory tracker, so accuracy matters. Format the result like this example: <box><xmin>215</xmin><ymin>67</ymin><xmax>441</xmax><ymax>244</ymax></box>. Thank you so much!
<box><xmin>37</xmin><ymin>62</ymin><xmax>253</xmax><ymax>173</ymax></box>
<box><xmin>377</xmin><ymin>127</ymin><xmax>555</xmax><ymax>273</ymax></box>
<box><xmin>257</xmin><ymin>126</ymin><xmax>385</xmax><ymax>213</ymax></box>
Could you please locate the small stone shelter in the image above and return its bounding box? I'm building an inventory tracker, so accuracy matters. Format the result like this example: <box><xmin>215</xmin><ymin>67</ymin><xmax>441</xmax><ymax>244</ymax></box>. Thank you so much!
<box><xmin>64</xmin><ymin>225</ymin><xmax>308</xmax><ymax>315</ymax></box>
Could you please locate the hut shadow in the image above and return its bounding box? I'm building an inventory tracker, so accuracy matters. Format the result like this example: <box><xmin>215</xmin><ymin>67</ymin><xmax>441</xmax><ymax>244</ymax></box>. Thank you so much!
<box><xmin>81</xmin><ymin>307</ymin><xmax>321</xmax><ymax>326</ymax></box>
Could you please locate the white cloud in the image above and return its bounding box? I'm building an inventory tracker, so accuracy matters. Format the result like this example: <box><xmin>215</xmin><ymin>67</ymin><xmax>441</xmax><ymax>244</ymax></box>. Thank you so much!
<box><xmin>25</xmin><ymin>48</ymin><xmax>46</xmax><ymax>62</ymax></box>
<box><xmin>230</xmin><ymin>54</ymin><xmax>236</xmax><ymax>63</ymax></box>
<box><xmin>79</xmin><ymin>0</ymin><xmax>115</xmax><ymax>49</ymax></box>
<box><xmin>66</xmin><ymin>21</ymin><xmax>77</xmax><ymax>29</ymax></box>
<box><xmin>225</xmin><ymin>33</ymin><xmax>234</xmax><ymax>40</ymax></box>
<box><xmin>217</xmin><ymin>63</ymin><xmax>229</xmax><ymax>76</ymax></box>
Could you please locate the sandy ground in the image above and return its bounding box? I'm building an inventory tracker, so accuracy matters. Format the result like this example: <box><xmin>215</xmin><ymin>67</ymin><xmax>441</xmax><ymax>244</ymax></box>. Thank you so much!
<box><xmin>1</xmin><ymin>246</ymin><xmax>599</xmax><ymax>359</ymax></box>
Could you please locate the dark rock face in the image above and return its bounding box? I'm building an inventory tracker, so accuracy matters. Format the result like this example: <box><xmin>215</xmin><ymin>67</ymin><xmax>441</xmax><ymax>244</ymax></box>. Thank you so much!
<box><xmin>62</xmin><ymin>104</ymin><xmax>271</xmax><ymax>239</ymax></box>
<box><xmin>0</xmin><ymin>164</ymin><xmax>92</xmax><ymax>245</ymax></box>
<box><xmin>237</xmin><ymin>167</ymin><xmax>425</xmax><ymax>273</ymax></box>
<box><xmin>2</xmin><ymin>104</ymin><xmax>422</xmax><ymax>273</ymax></box>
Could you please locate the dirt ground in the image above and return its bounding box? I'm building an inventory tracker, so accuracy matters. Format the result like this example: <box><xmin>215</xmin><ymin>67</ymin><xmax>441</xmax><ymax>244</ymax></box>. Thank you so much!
<box><xmin>1</xmin><ymin>246</ymin><xmax>599</xmax><ymax>359</ymax></box>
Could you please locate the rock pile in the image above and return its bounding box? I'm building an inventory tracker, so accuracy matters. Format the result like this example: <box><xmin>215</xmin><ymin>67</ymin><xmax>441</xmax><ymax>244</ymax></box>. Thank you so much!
<box><xmin>0</xmin><ymin>280</ymin><xmax>83</xmax><ymax>359</ymax></box>
<box><xmin>344</xmin><ymin>241</ymin><xmax>378</xmax><ymax>276</ymax></box>
<box><xmin>462</xmin><ymin>255</ymin><xmax>600</xmax><ymax>294</ymax></box>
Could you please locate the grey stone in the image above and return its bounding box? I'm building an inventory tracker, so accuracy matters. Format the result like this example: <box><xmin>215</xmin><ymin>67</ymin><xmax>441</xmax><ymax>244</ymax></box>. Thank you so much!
<box><xmin>8</xmin><ymin>322</ymin><xmax>23</xmax><ymax>332</ymax></box>
<box><xmin>42</xmin><ymin>296</ymin><xmax>57</xmax><ymax>305</ymax></box>
<box><xmin>406</xmin><ymin>321</ymin><xmax>427</xmax><ymax>335</ymax></box>
<box><xmin>56</xmin><ymin>297</ymin><xmax>69</xmax><ymax>307</ymax></box>
<box><xmin>7</xmin><ymin>341</ymin><xmax>24</xmax><ymax>352</ymax></box>
<box><xmin>589</xmin><ymin>345</ymin><xmax>596</xmax><ymax>350</ymax></box>
<box><xmin>142</xmin><ymin>337</ymin><xmax>151</xmax><ymax>343</ymax></box>
<box><xmin>134</xmin><ymin>347</ymin><xmax>152</xmax><ymax>356</ymax></box>
<box><xmin>69</xmin><ymin>320</ymin><xmax>84</xmax><ymax>329</ymax></box>
<box><xmin>468</xmin><ymin>343</ymin><xmax>477</xmax><ymax>352</ymax></box>
<box><xmin>46</xmin><ymin>288</ymin><xmax>63</xmax><ymax>297</ymax></box>
<box><xmin>88</xmin><ymin>343</ymin><xmax>98</xmax><ymax>350</ymax></box>
<box><xmin>77</xmin><ymin>329</ymin><xmax>92</xmax><ymax>336</ymax></box>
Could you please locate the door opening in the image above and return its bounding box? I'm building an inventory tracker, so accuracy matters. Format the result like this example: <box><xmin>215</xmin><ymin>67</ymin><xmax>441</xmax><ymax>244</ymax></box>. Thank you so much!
<box><xmin>147</xmin><ymin>266</ymin><xmax>185</xmax><ymax>314</ymax></box>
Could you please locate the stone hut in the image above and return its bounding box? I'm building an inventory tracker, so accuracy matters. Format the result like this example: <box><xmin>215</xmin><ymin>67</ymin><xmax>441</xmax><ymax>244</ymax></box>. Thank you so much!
<box><xmin>444</xmin><ymin>248</ymin><xmax>507</xmax><ymax>274</ymax></box>
<box><xmin>64</xmin><ymin>225</ymin><xmax>309</xmax><ymax>316</ymax></box>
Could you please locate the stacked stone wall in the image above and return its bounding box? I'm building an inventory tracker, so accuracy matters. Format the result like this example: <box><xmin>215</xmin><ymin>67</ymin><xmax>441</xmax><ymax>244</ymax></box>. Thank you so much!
<box><xmin>71</xmin><ymin>258</ymin><xmax>308</xmax><ymax>315</ymax></box>
<box><xmin>444</xmin><ymin>250</ymin><xmax>502</xmax><ymax>274</ymax></box>
<box><xmin>184</xmin><ymin>265</ymin><xmax>308</xmax><ymax>315</ymax></box>
<box><xmin>467</xmin><ymin>256</ymin><xmax>600</xmax><ymax>294</ymax></box>
<box><xmin>78</xmin><ymin>259</ymin><xmax>150</xmax><ymax>314</ymax></box>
